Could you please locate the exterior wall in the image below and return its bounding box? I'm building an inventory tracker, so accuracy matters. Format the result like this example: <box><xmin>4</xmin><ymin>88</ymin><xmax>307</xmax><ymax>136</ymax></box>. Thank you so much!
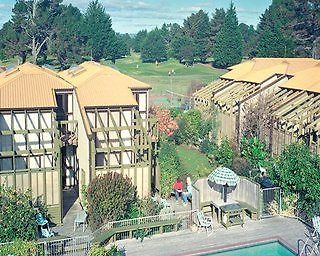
<box><xmin>0</xmin><ymin>109</ymin><xmax>61</xmax><ymax>223</ymax></box>
<box><xmin>73</xmin><ymin>91</ymin><xmax>90</xmax><ymax>188</ymax></box>
<box><xmin>95</xmin><ymin>166</ymin><xmax>151</xmax><ymax>197</ymax></box>
<box><xmin>216</xmin><ymin>111</ymin><xmax>237</xmax><ymax>144</ymax></box>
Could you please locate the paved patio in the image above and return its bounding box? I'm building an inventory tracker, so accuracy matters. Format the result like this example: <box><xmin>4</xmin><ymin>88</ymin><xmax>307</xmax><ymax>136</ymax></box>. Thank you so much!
<box><xmin>116</xmin><ymin>216</ymin><xmax>309</xmax><ymax>256</ymax></box>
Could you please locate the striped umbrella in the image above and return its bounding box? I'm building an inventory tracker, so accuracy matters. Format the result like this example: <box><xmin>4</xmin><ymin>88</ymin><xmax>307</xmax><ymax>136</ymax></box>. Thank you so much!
<box><xmin>208</xmin><ymin>167</ymin><xmax>239</xmax><ymax>202</ymax></box>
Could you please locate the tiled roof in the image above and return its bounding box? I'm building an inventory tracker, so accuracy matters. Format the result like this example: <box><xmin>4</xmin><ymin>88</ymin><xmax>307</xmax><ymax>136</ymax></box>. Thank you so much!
<box><xmin>0</xmin><ymin>63</ymin><xmax>72</xmax><ymax>109</ymax></box>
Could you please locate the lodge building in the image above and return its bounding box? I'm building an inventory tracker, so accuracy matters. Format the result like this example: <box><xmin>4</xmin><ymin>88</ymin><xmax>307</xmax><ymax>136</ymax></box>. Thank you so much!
<box><xmin>194</xmin><ymin>58</ymin><xmax>320</xmax><ymax>155</ymax></box>
<box><xmin>0</xmin><ymin>62</ymin><xmax>158</xmax><ymax>222</ymax></box>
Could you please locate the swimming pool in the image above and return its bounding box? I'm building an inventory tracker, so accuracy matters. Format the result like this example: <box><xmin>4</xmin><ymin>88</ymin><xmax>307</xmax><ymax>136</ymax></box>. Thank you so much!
<box><xmin>203</xmin><ymin>241</ymin><xmax>296</xmax><ymax>256</ymax></box>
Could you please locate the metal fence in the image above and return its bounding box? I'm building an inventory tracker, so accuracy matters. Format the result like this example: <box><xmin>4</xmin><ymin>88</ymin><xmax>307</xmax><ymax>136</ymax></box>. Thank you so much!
<box><xmin>260</xmin><ymin>187</ymin><xmax>282</xmax><ymax>218</ymax></box>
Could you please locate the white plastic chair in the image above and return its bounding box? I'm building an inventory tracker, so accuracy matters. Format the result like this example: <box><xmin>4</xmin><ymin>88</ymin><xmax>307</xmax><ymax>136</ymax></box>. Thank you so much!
<box><xmin>196</xmin><ymin>210</ymin><xmax>213</xmax><ymax>236</ymax></box>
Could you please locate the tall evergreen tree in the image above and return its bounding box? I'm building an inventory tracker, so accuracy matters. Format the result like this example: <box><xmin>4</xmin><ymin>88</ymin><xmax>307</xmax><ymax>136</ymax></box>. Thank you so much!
<box><xmin>171</xmin><ymin>35</ymin><xmax>195</xmax><ymax>65</ymax></box>
<box><xmin>256</xmin><ymin>0</ymin><xmax>296</xmax><ymax>57</ymax></box>
<box><xmin>213</xmin><ymin>3</ymin><xmax>243</xmax><ymax>68</ymax></box>
<box><xmin>210</xmin><ymin>8</ymin><xmax>226</xmax><ymax>45</ymax></box>
<box><xmin>51</xmin><ymin>4</ymin><xmax>83</xmax><ymax>69</ymax></box>
<box><xmin>183</xmin><ymin>10</ymin><xmax>211</xmax><ymax>62</ymax></box>
<box><xmin>83</xmin><ymin>0</ymin><xmax>116</xmax><ymax>61</ymax></box>
<box><xmin>239</xmin><ymin>23</ymin><xmax>257</xmax><ymax>57</ymax></box>
<box><xmin>133</xmin><ymin>29</ymin><xmax>147</xmax><ymax>53</ymax></box>
<box><xmin>141</xmin><ymin>28</ymin><xmax>167</xmax><ymax>63</ymax></box>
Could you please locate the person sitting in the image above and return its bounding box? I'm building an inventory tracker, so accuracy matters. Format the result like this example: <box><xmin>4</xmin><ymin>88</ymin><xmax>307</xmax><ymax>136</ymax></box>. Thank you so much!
<box><xmin>173</xmin><ymin>178</ymin><xmax>184</xmax><ymax>202</ymax></box>
<box><xmin>182</xmin><ymin>177</ymin><xmax>192</xmax><ymax>206</ymax></box>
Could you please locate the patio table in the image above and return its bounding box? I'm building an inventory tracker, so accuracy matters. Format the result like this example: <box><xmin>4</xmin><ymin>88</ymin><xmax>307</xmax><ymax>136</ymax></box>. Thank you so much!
<box><xmin>220</xmin><ymin>203</ymin><xmax>245</xmax><ymax>229</ymax></box>
<box><xmin>211</xmin><ymin>199</ymin><xmax>237</xmax><ymax>223</ymax></box>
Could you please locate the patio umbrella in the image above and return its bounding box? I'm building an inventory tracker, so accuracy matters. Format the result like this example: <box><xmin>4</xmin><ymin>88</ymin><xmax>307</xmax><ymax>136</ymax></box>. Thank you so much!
<box><xmin>208</xmin><ymin>167</ymin><xmax>239</xmax><ymax>202</ymax></box>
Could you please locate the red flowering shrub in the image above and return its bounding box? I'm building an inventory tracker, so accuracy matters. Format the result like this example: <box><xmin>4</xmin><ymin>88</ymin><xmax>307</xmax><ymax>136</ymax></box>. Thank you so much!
<box><xmin>150</xmin><ymin>106</ymin><xmax>178</xmax><ymax>137</ymax></box>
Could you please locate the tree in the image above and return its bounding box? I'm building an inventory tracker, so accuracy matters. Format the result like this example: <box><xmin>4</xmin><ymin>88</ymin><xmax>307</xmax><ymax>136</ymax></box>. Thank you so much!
<box><xmin>133</xmin><ymin>29</ymin><xmax>147</xmax><ymax>53</ymax></box>
<box><xmin>312</xmin><ymin>37</ymin><xmax>320</xmax><ymax>59</ymax></box>
<box><xmin>213</xmin><ymin>3</ymin><xmax>243</xmax><ymax>68</ymax></box>
<box><xmin>50</xmin><ymin>4</ymin><xmax>83</xmax><ymax>69</ymax></box>
<box><xmin>83</xmin><ymin>0</ymin><xmax>116</xmax><ymax>61</ymax></box>
<box><xmin>171</xmin><ymin>34</ymin><xmax>195</xmax><ymax>65</ymax></box>
<box><xmin>183</xmin><ymin>10</ymin><xmax>211</xmax><ymax>62</ymax></box>
<box><xmin>150</xmin><ymin>106</ymin><xmax>178</xmax><ymax>137</ymax></box>
<box><xmin>210</xmin><ymin>8</ymin><xmax>226</xmax><ymax>47</ymax></box>
<box><xmin>239</xmin><ymin>23</ymin><xmax>257</xmax><ymax>57</ymax></box>
<box><xmin>141</xmin><ymin>28</ymin><xmax>167</xmax><ymax>63</ymax></box>
<box><xmin>256</xmin><ymin>0</ymin><xmax>296</xmax><ymax>57</ymax></box>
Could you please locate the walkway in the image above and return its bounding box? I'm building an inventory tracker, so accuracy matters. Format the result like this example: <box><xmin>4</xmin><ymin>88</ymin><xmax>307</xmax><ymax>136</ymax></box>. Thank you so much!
<box><xmin>117</xmin><ymin>216</ymin><xmax>308</xmax><ymax>256</ymax></box>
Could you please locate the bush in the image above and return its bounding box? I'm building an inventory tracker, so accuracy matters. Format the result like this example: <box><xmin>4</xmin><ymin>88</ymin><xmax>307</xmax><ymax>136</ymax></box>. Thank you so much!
<box><xmin>231</xmin><ymin>157</ymin><xmax>251</xmax><ymax>177</ymax></box>
<box><xmin>215</xmin><ymin>138</ymin><xmax>234</xmax><ymax>168</ymax></box>
<box><xmin>0</xmin><ymin>186</ymin><xmax>38</xmax><ymax>242</ymax></box>
<box><xmin>159</xmin><ymin>140</ymin><xmax>186</xmax><ymax>197</ymax></box>
<box><xmin>200</xmin><ymin>139</ymin><xmax>216</xmax><ymax>158</ymax></box>
<box><xmin>0</xmin><ymin>240</ymin><xmax>39</xmax><ymax>256</ymax></box>
<box><xmin>241</xmin><ymin>137</ymin><xmax>269</xmax><ymax>168</ymax></box>
<box><xmin>88</xmin><ymin>244</ymin><xmax>123</xmax><ymax>256</ymax></box>
<box><xmin>127</xmin><ymin>197</ymin><xmax>162</xmax><ymax>219</ymax></box>
<box><xmin>270</xmin><ymin>143</ymin><xmax>320</xmax><ymax>218</ymax></box>
<box><xmin>87</xmin><ymin>173</ymin><xmax>137</xmax><ymax>230</ymax></box>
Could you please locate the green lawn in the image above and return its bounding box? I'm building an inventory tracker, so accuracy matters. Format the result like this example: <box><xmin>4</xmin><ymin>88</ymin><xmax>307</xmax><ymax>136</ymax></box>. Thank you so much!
<box><xmin>104</xmin><ymin>53</ymin><xmax>226</xmax><ymax>107</ymax></box>
<box><xmin>176</xmin><ymin>145</ymin><xmax>213</xmax><ymax>179</ymax></box>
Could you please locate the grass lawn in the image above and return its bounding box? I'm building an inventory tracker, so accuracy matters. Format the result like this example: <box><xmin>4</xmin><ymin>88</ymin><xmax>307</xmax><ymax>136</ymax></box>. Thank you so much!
<box><xmin>104</xmin><ymin>53</ymin><xmax>226</xmax><ymax>107</ymax></box>
<box><xmin>176</xmin><ymin>144</ymin><xmax>213</xmax><ymax>179</ymax></box>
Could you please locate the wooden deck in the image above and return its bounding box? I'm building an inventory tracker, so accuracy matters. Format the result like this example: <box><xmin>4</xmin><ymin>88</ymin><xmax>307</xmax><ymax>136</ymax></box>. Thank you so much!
<box><xmin>117</xmin><ymin>216</ymin><xmax>309</xmax><ymax>256</ymax></box>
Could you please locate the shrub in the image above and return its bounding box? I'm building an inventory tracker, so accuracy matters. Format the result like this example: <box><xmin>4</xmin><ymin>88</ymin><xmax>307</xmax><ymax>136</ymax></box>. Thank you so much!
<box><xmin>215</xmin><ymin>138</ymin><xmax>234</xmax><ymax>168</ymax></box>
<box><xmin>88</xmin><ymin>244</ymin><xmax>123</xmax><ymax>256</ymax></box>
<box><xmin>0</xmin><ymin>240</ymin><xmax>39</xmax><ymax>256</ymax></box>
<box><xmin>241</xmin><ymin>137</ymin><xmax>269</xmax><ymax>168</ymax></box>
<box><xmin>159</xmin><ymin>140</ymin><xmax>186</xmax><ymax>197</ymax></box>
<box><xmin>127</xmin><ymin>197</ymin><xmax>161</xmax><ymax>219</ymax></box>
<box><xmin>0</xmin><ymin>186</ymin><xmax>38</xmax><ymax>242</ymax></box>
<box><xmin>231</xmin><ymin>157</ymin><xmax>251</xmax><ymax>177</ymax></box>
<box><xmin>150</xmin><ymin>106</ymin><xmax>178</xmax><ymax>137</ymax></box>
<box><xmin>270</xmin><ymin>143</ymin><xmax>320</xmax><ymax>218</ymax></box>
<box><xmin>87</xmin><ymin>173</ymin><xmax>137</xmax><ymax>230</ymax></box>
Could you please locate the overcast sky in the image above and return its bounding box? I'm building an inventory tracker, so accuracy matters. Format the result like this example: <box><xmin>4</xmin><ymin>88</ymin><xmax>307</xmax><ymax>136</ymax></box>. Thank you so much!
<box><xmin>0</xmin><ymin>0</ymin><xmax>272</xmax><ymax>34</ymax></box>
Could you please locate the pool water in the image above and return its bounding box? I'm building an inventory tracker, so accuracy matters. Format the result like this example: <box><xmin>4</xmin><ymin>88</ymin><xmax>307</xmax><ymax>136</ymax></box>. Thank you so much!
<box><xmin>206</xmin><ymin>242</ymin><xmax>296</xmax><ymax>256</ymax></box>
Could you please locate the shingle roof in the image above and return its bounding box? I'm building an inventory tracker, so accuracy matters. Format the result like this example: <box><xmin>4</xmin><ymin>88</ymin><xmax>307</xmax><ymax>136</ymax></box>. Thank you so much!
<box><xmin>0</xmin><ymin>63</ymin><xmax>72</xmax><ymax>109</ymax></box>
<box><xmin>59</xmin><ymin>61</ymin><xmax>151</xmax><ymax>108</ymax></box>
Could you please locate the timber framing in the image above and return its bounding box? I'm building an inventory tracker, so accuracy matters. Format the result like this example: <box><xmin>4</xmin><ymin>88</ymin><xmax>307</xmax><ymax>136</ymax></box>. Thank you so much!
<box><xmin>193</xmin><ymin>58</ymin><xmax>320</xmax><ymax>155</ymax></box>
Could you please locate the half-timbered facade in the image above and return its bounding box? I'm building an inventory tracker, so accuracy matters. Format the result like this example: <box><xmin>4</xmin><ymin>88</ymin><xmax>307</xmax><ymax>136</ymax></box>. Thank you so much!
<box><xmin>0</xmin><ymin>62</ymin><xmax>158</xmax><ymax>223</ymax></box>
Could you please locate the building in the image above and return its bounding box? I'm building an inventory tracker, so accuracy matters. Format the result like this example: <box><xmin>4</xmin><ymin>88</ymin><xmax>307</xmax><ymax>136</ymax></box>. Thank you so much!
<box><xmin>0</xmin><ymin>62</ymin><xmax>158</xmax><ymax>223</ymax></box>
<box><xmin>194</xmin><ymin>58</ymin><xmax>320</xmax><ymax>155</ymax></box>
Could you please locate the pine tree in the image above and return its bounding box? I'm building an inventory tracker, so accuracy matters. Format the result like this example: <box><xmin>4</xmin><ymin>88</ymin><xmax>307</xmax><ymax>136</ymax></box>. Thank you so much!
<box><xmin>83</xmin><ymin>0</ymin><xmax>116</xmax><ymax>61</ymax></box>
<box><xmin>133</xmin><ymin>30</ymin><xmax>147</xmax><ymax>53</ymax></box>
<box><xmin>183</xmin><ymin>10</ymin><xmax>211</xmax><ymax>62</ymax></box>
<box><xmin>141</xmin><ymin>28</ymin><xmax>167</xmax><ymax>63</ymax></box>
<box><xmin>213</xmin><ymin>3</ymin><xmax>243</xmax><ymax>68</ymax></box>
<box><xmin>51</xmin><ymin>4</ymin><xmax>83</xmax><ymax>69</ymax></box>
<box><xmin>256</xmin><ymin>0</ymin><xmax>296</xmax><ymax>57</ymax></box>
<box><xmin>239</xmin><ymin>23</ymin><xmax>257</xmax><ymax>57</ymax></box>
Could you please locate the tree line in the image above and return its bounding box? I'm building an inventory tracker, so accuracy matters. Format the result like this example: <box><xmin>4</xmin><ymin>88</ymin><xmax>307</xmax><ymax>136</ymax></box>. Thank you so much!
<box><xmin>0</xmin><ymin>0</ymin><xmax>319</xmax><ymax>69</ymax></box>
<box><xmin>0</xmin><ymin>0</ymin><xmax>130</xmax><ymax>69</ymax></box>
<box><xmin>133</xmin><ymin>0</ymin><xmax>320</xmax><ymax>68</ymax></box>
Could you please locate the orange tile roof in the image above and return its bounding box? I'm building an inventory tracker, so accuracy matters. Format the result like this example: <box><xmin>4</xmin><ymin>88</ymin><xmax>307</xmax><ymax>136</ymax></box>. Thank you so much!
<box><xmin>222</xmin><ymin>58</ymin><xmax>320</xmax><ymax>85</ymax></box>
<box><xmin>59</xmin><ymin>61</ymin><xmax>151</xmax><ymax>108</ymax></box>
<box><xmin>0</xmin><ymin>63</ymin><xmax>72</xmax><ymax>109</ymax></box>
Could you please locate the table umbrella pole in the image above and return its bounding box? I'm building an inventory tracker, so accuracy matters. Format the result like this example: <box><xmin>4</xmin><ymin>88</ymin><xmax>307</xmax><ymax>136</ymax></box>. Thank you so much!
<box><xmin>223</xmin><ymin>184</ymin><xmax>229</xmax><ymax>203</ymax></box>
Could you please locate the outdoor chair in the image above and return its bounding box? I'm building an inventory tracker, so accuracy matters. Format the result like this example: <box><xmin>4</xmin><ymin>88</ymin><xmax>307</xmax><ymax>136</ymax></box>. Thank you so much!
<box><xmin>299</xmin><ymin>216</ymin><xmax>320</xmax><ymax>255</ymax></box>
<box><xmin>196</xmin><ymin>210</ymin><xmax>213</xmax><ymax>236</ymax></box>
<box><xmin>36</xmin><ymin>212</ymin><xmax>54</xmax><ymax>238</ymax></box>
<box><xmin>74</xmin><ymin>210</ymin><xmax>88</xmax><ymax>232</ymax></box>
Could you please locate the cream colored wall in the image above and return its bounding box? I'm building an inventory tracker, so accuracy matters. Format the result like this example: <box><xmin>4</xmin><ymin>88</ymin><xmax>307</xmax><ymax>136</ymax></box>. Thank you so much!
<box><xmin>95</xmin><ymin>166</ymin><xmax>151</xmax><ymax>197</ymax></box>
<box><xmin>73</xmin><ymin>92</ymin><xmax>90</xmax><ymax>186</ymax></box>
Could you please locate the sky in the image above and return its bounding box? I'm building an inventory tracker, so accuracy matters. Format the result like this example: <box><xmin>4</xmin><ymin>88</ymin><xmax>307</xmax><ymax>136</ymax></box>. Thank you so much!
<box><xmin>0</xmin><ymin>0</ymin><xmax>272</xmax><ymax>34</ymax></box>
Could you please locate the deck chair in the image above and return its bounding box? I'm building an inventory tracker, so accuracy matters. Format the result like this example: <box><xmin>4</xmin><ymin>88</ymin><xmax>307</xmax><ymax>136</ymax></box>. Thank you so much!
<box><xmin>36</xmin><ymin>213</ymin><xmax>54</xmax><ymax>238</ymax></box>
<box><xmin>196</xmin><ymin>210</ymin><xmax>213</xmax><ymax>236</ymax></box>
<box><xmin>300</xmin><ymin>216</ymin><xmax>320</xmax><ymax>256</ymax></box>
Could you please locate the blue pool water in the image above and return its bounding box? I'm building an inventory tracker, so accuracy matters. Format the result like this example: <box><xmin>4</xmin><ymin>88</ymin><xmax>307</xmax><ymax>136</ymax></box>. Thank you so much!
<box><xmin>205</xmin><ymin>241</ymin><xmax>296</xmax><ymax>256</ymax></box>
